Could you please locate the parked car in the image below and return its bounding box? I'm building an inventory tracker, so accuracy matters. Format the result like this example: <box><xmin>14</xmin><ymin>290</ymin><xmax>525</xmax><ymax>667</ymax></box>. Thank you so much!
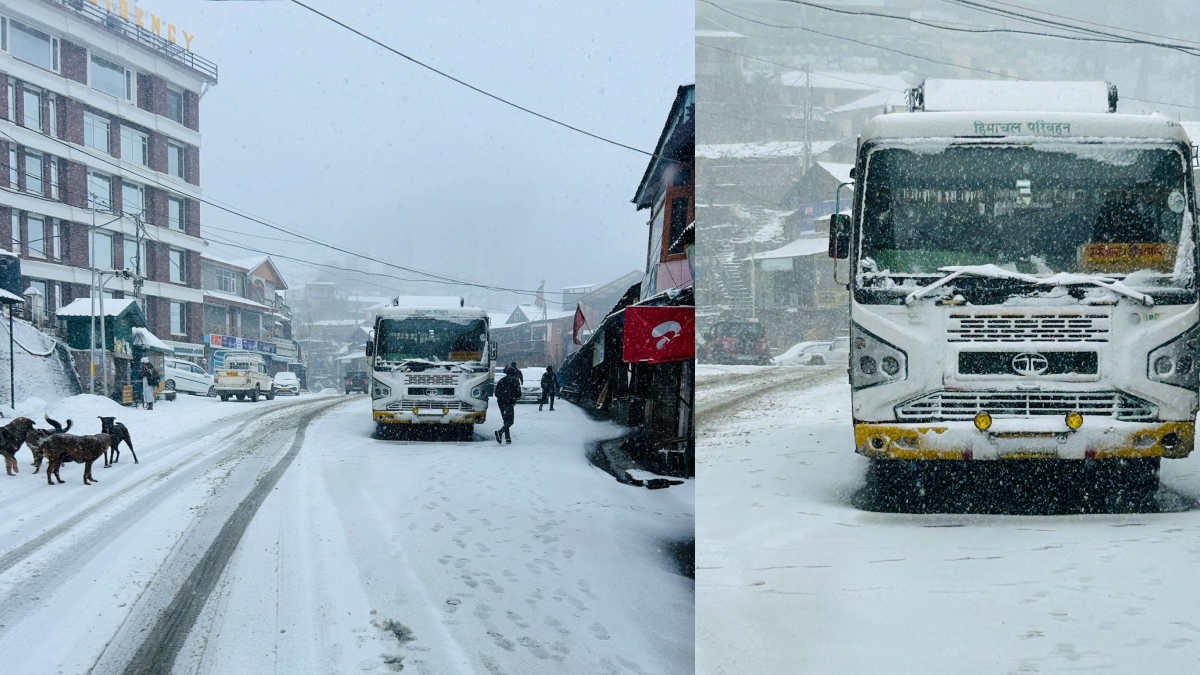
<box><xmin>163</xmin><ymin>357</ymin><xmax>215</xmax><ymax>397</ymax></box>
<box><xmin>517</xmin><ymin>367</ymin><xmax>544</xmax><ymax>403</ymax></box>
<box><xmin>703</xmin><ymin>320</ymin><xmax>771</xmax><ymax>365</ymax></box>
<box><xmin>273</xmin><ymin>371</ymin><xmax>300</xmax><ymax>396</ymax></box>
<box><xmin>772</xmin><ymin>341</ymin><xmax>828</xmax><ymax>366</ymax></box>
<box><xmin>215</xmin><ymin>353</ymin><xmax>275</xmax><ymax>401</ymax></box>
<box><xmin>798</xmin><ymin>336</ymin><xmax>851</xmax><ymax>366</ymax></box>
<box><xmin>345</xmin><ymin>371</ymin><xmax>370</xmax><ymax>394</ymax></box>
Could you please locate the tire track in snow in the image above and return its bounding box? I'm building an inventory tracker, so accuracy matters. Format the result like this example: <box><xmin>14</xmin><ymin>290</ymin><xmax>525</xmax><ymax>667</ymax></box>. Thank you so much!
<box><xmin>120</xmin><ymin>398</ymin><xmax>347</xmax><ymax>675</ymax></box>
<box><xmin>697</xmin><ymin>366</ymin><xmax>843</xmax><ymax>427</ymax></box>
<box><xmin>0</xmin><ymin>397</ymin><xmax>335</xmax><ymax>576</ymax></box>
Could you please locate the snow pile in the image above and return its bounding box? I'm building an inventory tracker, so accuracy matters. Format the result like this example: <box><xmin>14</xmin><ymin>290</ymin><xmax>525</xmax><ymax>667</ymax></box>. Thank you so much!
<box><xmin>0</xmin><ymin>319</ymin><xmax>79</xmax><ymax>410</ymax></box>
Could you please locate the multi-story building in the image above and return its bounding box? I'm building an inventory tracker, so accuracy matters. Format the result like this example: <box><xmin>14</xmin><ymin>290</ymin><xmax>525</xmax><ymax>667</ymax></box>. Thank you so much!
<box><xmin>0</xmin><ymin>0</ymin><xmax>216</xmax><ymax>354</ymax></box>
<box><xmin>200</xmin><ymin>254</ymin><xmax>302</xmax><ymax>376</ymax></box>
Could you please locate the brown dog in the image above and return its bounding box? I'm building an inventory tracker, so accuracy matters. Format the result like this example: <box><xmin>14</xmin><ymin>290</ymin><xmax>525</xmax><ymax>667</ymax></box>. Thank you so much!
<box><xmin>40</xmin><ymin>433</ymin><xmax>112</xmax><ymax>485</ymax></box>
<box><xmin>0</xmin><ymin>417</ymin><xmax>36</xmax><ymax>476</ymax></box>
<box><xmin>27</xmin><ymin>415</ymin><xmax>72</xmax><ymax>473</ymax></box>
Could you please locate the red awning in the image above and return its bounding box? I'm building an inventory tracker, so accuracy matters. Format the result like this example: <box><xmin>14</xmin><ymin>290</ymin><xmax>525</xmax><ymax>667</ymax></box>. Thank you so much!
<box><xmin>622</xmin><ymin>305</ymin><xmax>694</xmax><ymax>364</ymax></box>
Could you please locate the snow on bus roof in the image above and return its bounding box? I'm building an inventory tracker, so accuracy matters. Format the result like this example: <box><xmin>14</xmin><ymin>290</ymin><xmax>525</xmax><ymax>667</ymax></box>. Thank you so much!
<box><xmin>922</xmin><ymin>80</ymin><xmax>1112</xmax><ymax>113</ymax></box>
<box><xmin>862</xmin><ymin>112</ymin><xmax>1192</xmax><ymax>145</ymax></box>
<box><xmin>376</xmin><ymin>306</ymin><xmax>487</xmax><ymax>317</ymax></box>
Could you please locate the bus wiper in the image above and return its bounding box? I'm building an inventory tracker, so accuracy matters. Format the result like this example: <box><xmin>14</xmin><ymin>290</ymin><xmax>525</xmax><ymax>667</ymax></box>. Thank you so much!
<box><xmin>904</xmin><ymin>264</ymin><xmax>1153</xmax><ymax>306</ymax></box>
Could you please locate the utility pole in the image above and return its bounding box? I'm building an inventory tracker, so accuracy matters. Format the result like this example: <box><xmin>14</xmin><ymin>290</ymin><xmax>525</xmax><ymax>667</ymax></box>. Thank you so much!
<box><xmin>88</xmin><ymin>201</ymin><xmax>97</xmax><ymax>395</ymax></box>
<box><xmin>803</xmin><ymin>67</ymin><xmax>813</xmax><ymax>173</ymax></box>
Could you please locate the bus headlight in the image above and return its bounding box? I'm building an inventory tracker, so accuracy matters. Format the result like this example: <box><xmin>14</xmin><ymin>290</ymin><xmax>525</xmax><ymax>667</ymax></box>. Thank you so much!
<box><xmin>372</xmin><ymin>385</ymin><xmax>390</xmax><ymax>399</ymax></box>
<box><xmin>851</xmin><ymin>323</ymin><xmax>908</xmax><ymax>390</ymax></box>
<box><xmin>1148</xmin><ymin>324</ymin><xmax>1200</xmax><ymax>390</ymax></box>
<box><xmin>470</xmin><ymin>385</ymin><xmax>486</xmax><ymax>399</ymax></box>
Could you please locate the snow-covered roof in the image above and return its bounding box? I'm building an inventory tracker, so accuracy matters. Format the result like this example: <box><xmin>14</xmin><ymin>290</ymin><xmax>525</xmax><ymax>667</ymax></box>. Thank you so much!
<box><xmin>862</xmin><ymin>111</ymin><xmax>1193</xmax><ymax>145</ymax></box>
<box><xmin>132</xmin><ymin>327</ymin><xmax>172</xmax><ymax>353</ymax></box>
<box><xmin>922</xmin><ymin>79</ymin><xmax>1110</xmax><ymax>113</ymax></box>
<box><xmin>815</xmin><ymin>162</ymin><xmax>854</xmax><ymax>185</ymax></box>
<box><xmin>337</xmin><ymin>351</ymin><xmax>367</xmax><ymax>361</ymax></box>
<box><xmin>781</xmin><ymin>71</ymin><xmax>908</xmax><ymax>93</ymax></box>
<box><xmin>203</xmin><ymin>289</ymin><xmax>275</xmax><ymax>312</ymax></box>
<box><xmin>746</xmin><ymin>236</ymin><xmax>829</xmax><ymax>260</ymax></box>
<box><xmin>0</xmin><ymin>288</ymin><xmax>23</xmax><ymax>303</ymax></box>
<box><xmin>561</xmin><ymin>284</ymin><xmax>597</xmax><ymax>293</ymax></box>
<box><xmin>696</xmin><ymin>140</ymin><xmax>842</xmax><ymax>160</ymax></box>
<box><xmin>695</xmin><ymin>29</ymin><xmax>746</xmax><ymax>38</ymax></box>
<box><xmin>346</xmin><ymin>295</ymin><xmax>392</xmax><ymax>304</ymax></box>
<box><xmin>514</xmin><ymin>305</ymin><xmax>575</xmax><ymax>322</ymax></box>
<box><xmin>311</xmin><ymin>319</ymin><xmax>362</xmax><ymax>326</ymax></box>
<box><xmin>56</xmin><ymin>297</ymin><xmax>137</xmax><ymax>317</ymax></box>
<box><xmin>828</xmin><ymin>89</ymin><xmax>908</xmax><ymax>114</ymax></box>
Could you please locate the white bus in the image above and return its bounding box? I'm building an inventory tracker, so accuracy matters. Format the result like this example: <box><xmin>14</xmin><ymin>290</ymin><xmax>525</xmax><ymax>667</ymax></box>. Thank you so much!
<box><xmin>830</xmin><ymin>81</ymin><xmax>1199</xmax><ymax>496</ymax></box>
<box><xmin>366</xmin><ymin>297</ymin><xmax>495</xmax><ymax>435</ymax></box>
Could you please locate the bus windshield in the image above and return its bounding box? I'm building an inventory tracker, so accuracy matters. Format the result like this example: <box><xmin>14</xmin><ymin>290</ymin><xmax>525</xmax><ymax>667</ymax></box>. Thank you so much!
<box><xmin>375</xmin><ymin>317</ymin><xmax>487</xmax><ymax>364</ymax></box>
<box><xmin>857</xmin><ymin>144</ymin><xmax>1195</xmax><ymax>302</ymax></box>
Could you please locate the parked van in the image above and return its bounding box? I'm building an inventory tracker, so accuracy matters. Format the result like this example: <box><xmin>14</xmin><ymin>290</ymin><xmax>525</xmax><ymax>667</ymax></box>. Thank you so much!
<box><xmin>164</xmin><ymin>358</ymin><xmax>216</xmax><ymax>397</ymax></box>
<box><xmin>215</xmin><ymin>352</ymin><xmax>275</xmax><ymax>402</ymax></box>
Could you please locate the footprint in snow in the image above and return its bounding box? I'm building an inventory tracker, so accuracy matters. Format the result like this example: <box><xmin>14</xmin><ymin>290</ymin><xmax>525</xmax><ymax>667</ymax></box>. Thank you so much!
<box><xmin>487</xmin><ymin>630</ymin><xmax>515</xmax><ymax>652</ymax></box>
<box><xmin>589</xmin><ymin>622</ymin><xmax>610</xmax><ymax>640</ymax></box>
<box><xmin>505</xmin><ymin>610</ymin><xmax>529</xmax><ymax>629</ymax></box>
<box><xmin>518</xmin><ymin>637</ymin><xmax>550</xmax><ymax>660</ymax></box>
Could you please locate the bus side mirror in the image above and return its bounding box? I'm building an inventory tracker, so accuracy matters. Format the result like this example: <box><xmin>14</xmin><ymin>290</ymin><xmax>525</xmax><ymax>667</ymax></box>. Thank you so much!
<box><xmin>489</xmin><ymin>343</ymin><xmax>498</xmax><ymax>361</ymax></box>
<box><xmin>828</xmin><ymin>213</ymin><xmax>851</xmax><ymax>259</ymax></box>
<box><xmin>365</xmin><ymin>342</ymin><xmax>373</xmax><ymax>357</ymax></box>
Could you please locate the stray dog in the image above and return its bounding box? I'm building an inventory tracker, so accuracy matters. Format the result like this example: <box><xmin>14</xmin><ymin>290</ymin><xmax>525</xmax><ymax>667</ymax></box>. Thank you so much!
<box><xmin>40</xmin><ymin>433</ymin><xmax>112</xmax><ymax>485</ymax></box>
<box><xmin>27</xmin><ymin>415</ymin><xmax>72</xmax><ymax>474</ymax></box>
<box><xmin>0</xmin><ymin>417</ymin><xmax>36</xmax><ymax>476</ymax></box>
<box><xmin>98</xmin><ymin>417</ymin><xmax>136</xmax><ymax>466</ymax></box>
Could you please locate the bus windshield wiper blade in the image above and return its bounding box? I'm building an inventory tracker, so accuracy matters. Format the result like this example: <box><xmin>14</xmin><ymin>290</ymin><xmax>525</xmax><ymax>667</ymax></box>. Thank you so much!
<box><xmin>903</xmin><ymin>264</ymin><xmax>1153</xmax><ymax>306</ymax></box>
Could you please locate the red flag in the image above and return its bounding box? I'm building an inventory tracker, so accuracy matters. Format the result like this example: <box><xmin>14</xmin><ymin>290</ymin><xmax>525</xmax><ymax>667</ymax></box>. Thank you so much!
<box><xmin>573</xmin><ymin>304</ymin><xmax>588</xmax><ymax>345</ymax></box>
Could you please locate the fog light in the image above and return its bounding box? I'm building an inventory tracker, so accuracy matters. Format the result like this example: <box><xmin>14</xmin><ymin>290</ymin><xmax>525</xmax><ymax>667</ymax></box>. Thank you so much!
<box><xmin>1154</xmin><ymin>355</ymin><xmax>1174</xmax><ymax>375</ymax></box>
<box><xmin>974</xmin><ymin>412</ymin><xmax>992</xmax><ymax>431</ymax></box>
<box><xmin>869</xmin><ymin>436</ymin><xmax>886</xmax><ymax>450</ymax></box>
<box><xmin>1065</xmin><ymin>411</ymin><xmax>1084</xmax><ymax>430</ymax></box>
<box><xmin>859</xmin><ymin>356</ymin><xmax>877</xmax><ymax>375</ymax></box>
<box><xmin>1162</xmin><ymin>432</ymin><xmax>1181</xmax><ymax>449</ymax></box>
<box><xmin>881</xmin><ymin>356</ymin><xmax>900</xmax><ymax>376</ymax></box>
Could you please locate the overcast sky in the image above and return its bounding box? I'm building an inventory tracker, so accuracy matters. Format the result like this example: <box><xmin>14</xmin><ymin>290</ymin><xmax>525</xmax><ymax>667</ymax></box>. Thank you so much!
<box><xmin>149</xmin><ymin>0</ymin><xmax>692</xmax><ymax>307</ymax></box>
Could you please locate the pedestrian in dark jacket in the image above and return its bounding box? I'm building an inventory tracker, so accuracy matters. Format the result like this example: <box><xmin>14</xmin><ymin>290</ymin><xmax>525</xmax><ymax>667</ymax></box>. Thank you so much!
<box><xmin>509</xmin><ymin>362</ymin><xmax>523</xmax><ymax>384</ymax></box>
<box><xmin>538</xmin><ymin>365</ymin><xmax>558</xmax><ymax>411</ymax></box>
<box><xmin>494</xmin><ymin>369</ymin><xmax>521</xmax><ymax>444</ymax></box>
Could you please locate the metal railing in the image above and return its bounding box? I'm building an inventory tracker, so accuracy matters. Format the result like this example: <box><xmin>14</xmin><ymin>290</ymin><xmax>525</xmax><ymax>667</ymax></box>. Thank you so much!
<box><xmin>42</xmin><ymin>0</ymin><xmax>219</xmax><ymax>82</ymax></box>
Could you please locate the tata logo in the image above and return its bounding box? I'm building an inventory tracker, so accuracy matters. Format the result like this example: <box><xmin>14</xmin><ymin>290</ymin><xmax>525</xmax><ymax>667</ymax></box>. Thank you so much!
<box><xmin>1011</xmin><ymin>352</ymin><xmax>1049</xmax><ymax>376</ymax></box>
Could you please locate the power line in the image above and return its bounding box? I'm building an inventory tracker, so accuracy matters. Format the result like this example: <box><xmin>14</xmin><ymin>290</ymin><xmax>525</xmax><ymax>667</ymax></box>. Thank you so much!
<box><xmin>943</xmin><ymin>0</ymin><xmax>1200</xmax><ymax>49</ymax></box>
<box><xmin>959</xmin><ymin>0</ymin><xmax>1200</xmax><ymax>46</ymax></box>
<box><xmin>0</xmin><ymin>125</ymin><xmax>543</xmax><ymax>295</ymax></box>
<box><xmin>700</xmin><ymin>2</ymin><xmax>1200</xmax><ymax>112</ymax></box>
<box><xmin>284</xmin><ymin>0</ymin><xmax>655</xmax><ymax>158</ymax></box>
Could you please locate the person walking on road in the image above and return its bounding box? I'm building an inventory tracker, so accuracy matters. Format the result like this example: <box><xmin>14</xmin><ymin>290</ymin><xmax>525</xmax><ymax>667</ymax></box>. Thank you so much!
<box><xmin>538</xmin><ymin>365</ymin><xmax>558</xmax><ymax>411</ymax></box>
<box><xmin>140</xmin><ymin>357</ymin><xmax>160</xmax><ymax>410</ymax></box>
<box><xmin>495</xmin><ymin>367</ymin><xmax>521</xmax><ymax>444</ymax></box>
<box><xmin>509</xmin><ymin>362</ymin><xmax>523</xmax><ymax>384</ymax></box>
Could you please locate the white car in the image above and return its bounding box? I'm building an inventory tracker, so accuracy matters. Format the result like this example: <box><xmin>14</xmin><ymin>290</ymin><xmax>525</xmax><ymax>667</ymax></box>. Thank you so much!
<box><xmin>272</xmin><ymin>371</ymin><xmax>300</xmax><ymax>396</ymax></box>
<box><xmin>772</xmin><ymin>341</ymin><xmax>827</xmax><ymax>366</ymax></box>
<box><xmin>163</xmin><ymin>357</ymin><xmax>216</xmax><ymax>397</ymax></box>
<box><xmin>518</xmin><ymin>367</ymin><xmax>547</xmax><ymax>403</ymax></box>
<box><xmin>798</xmin><ymin>336</ymin><xmax>851</xmax><ymax>366</ymax></box>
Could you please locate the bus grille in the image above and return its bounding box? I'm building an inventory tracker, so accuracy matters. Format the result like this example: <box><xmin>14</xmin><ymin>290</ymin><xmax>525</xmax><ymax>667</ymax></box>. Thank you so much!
<box><xmin>405</xmin><ymin>374</ymin><xmax>457</xmax><ymax>386</ymax></box>
<box><xmin>387</xmin><ymin>400</ymin><xmax>475</xmax><ymax>411</ymax></box>
<box><xmin>947</xmin><ymin>313</ymin><xmax>1110</xmax><ymax>342</ymax></box>
<box><xmin>895</xmin><ymin>390</ymin><xmax>1156</xmax><ymax>422</ymax></box>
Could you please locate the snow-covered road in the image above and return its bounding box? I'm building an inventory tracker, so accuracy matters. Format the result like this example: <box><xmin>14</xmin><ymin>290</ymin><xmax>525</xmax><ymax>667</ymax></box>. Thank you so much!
<box><xmin>0</xmin><ymin>393</ymin><xmax>693</xmax><ymax>675</ymax></box>
<box><xmin>697</xmin><ymin>371</ymin><xmax>1200</xmax><ymax>674</ymax></box>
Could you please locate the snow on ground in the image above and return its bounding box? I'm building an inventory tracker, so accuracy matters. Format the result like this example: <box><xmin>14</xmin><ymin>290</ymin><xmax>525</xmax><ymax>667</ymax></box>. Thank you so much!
<box><xmin>698</xmin><ymin>377</ymin><xmax>1200</xmax><ymax>674</ymax></box>
<box><xmin>176</xmin><ymin>399</ymin><xmax>694</xmax><ymax>675</ymax></box>
<box><xmin>0</xmin><ymin>319</ymin><xmax>79</xmax><ymax>405</ymax></box>
<box><xmin>0</xmin><ymin>390</ymin><xmax>693</xmax><ymax>674</ymax></box>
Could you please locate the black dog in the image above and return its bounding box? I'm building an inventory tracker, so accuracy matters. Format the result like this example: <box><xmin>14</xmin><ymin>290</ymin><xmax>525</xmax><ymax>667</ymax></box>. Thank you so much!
<box><xmin>27</xmin><ymin>415</ymin><xmax>72</xmax><ymax>473</ymax></box>
<box><xmin>98</xmin><ymin>416</ymin><xmax>137</xmax><ymax>466</ymax></box>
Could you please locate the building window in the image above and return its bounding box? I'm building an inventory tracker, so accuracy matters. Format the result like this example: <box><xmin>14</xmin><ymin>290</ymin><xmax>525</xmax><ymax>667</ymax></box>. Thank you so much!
<box><xmin>5</xmin><ymin>81</ymin><xmax>13</xmax><ymax>121</ymax></box>
<box><xmin>87</xmin><ymin>171</ymin><xmax>111</xmax><ymax>210</ymax></box>
<box><xmin>7</xmin><ymin>20</ymin><xmax>58</xmax><ymax>72</ymax></box>
<box><xmin>121</xmin><ymin>181</ymin><xmax>143</xmax><ymax>216</ymax></box>
<box><xmin>167</xmin><ymin>142</ymin><xmax>184</xmax><ymax>178</ymax></box>
<box><xmin>120</xmin><ymin>127</ymin><xmax>148</xmax><ymax>166</ymax></box>
<box><xmin>8</xmin><ymin>211</ymin><xmax>17</xmax><ymax>253</ymax></box>
<box><xmin>123</xmin><ymin>237</ymin><xmax>138</xmax><ymax>274</ymax></box>
<box><xmin>215</xmin><ymin>266</ymin><xmax>236</xmax><ymax>293</ymax></box>
<box><xmin>27</xmin><ymin>215</ymin><xmax>45</xmax><ymax>259</ymax></box>
<box><xmin>91</xmin><ymin>230</ymin><xmax>113</xmax><ymax>269</ymax></box>
<box><xmin>7</xmin><ymin>145</ymin><xmax>17</xmax><ymax>186</ymax></box>
<box><xmin>89</xmin><ymin>53</ymin><xmax>133</xmax><ymax>101</ymax></box>
<box><xmin>667</xmin><ymin>196</ymin><xmax>690</xmax><ymax>256</ymax></box>
<box><xmin>166</xmin><ymin>88</ymin><xmax>184</xmax><ymax>124</ymax></box>
<box><xmin>83</xmin><ymin>113</ymin><xmax>110</xmax><ymax>153</ymax></box>
<box><xmin>169</xmin><ymin>248</ymin><xmax>185</xmax><ymax>283</ymax></box>
<box><xmin>47</xmin><ymin>94</ymin><xmax>56</xmax><ymax>137</ymax></box>
<box><xmin>48</xmin><ymin>156</ymin><xmax>58</xmax><ymax>200</ymax></box>
<box><xmin>50</xmin><ymin>220</ymin><xmax>59</xmax><ymax>260</ymax></box>
<box><xmin>170</xmin><ymin>301</ymin><xmax>186</xmax><ymax>336</ymax></box>
<box><xmin>24</xmin><ymin>150</ymin><xmax>42</xmax><ymax>194</ymax></box>
<box><xmin>22</xmin><ymin>87</ymin><xmax>41</xmax><ymax>131</ymax></box>
<box><xmin>168</xmin><ymin>196</ymin><xmax>185</xmax><ymax>230</ymax></box>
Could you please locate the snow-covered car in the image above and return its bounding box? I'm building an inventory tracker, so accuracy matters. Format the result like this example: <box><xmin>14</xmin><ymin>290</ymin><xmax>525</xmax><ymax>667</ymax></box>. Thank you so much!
<box><xmin>163</xmin><ymin>357</ymin><xmax>216</xmax><ymax>396</ymax></box>
<box><xmin>517</xmin><ymin>367</ymin><xmax>545</xmax><ymax>403</ymax></box>
<box><xmin>772</xmin><ymin>341</ymin><xmax>828</xmax><ymax>366</ymax></box>
<box><xmin>272</xmin><ymin>371</ymin><xmax>300</xmax><ymax>396</ymax></box>
<box><xmin>798</xmin><ymin>336</ymin><xmax>851</xmax><ymax>366</ymax></box>
<box><xmin>215</xmin><ymin>353</ymin><xmax>275</xmax><ymax>401</ymax></box>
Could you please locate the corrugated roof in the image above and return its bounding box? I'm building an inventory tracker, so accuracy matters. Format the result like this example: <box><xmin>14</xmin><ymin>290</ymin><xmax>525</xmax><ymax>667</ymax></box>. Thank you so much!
<box><xmin>56</xmin><ymin>298</ymin><xmax>138</xmax><ymax>317</ymax></box>
<box><xmin>746</xmin><ymin>236</ymin><xmax>829</xmax><ymax>260</ymax></box>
